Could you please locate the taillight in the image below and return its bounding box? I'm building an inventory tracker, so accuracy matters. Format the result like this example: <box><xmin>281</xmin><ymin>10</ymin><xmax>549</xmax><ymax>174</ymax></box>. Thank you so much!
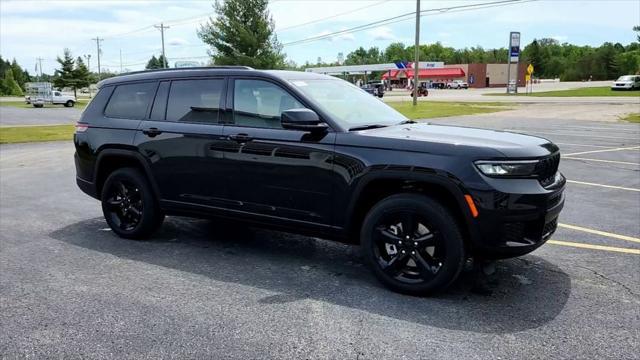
<box><xmin>75</xmin><ymin>122</ymin><xmax>89</xmax><ymax>133</ymax></box>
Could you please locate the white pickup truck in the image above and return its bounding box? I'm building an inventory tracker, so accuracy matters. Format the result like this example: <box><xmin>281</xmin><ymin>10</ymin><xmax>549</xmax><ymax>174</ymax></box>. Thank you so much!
<box><xmin>25</xmin><ymin>82</ymin><xmax>77</xmax><ymax>108</ymax></box>
<box><xmin>446</xmin><ymin>80</ymin><xmax>469</xmax><ymax>89</ymax></box>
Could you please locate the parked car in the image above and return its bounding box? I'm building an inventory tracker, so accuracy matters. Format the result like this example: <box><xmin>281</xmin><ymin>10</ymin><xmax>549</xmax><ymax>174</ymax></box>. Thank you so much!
<box><xmin>447</xmin><ymin>80</ymin><xmax>469</xmax><ymax>89</ymax></box>
<box><xmin>360</xmin><ymin>83</ymin><xmax>384</xmax><ymax>98</ymax></box>
<box><xmin>24</xmin><ymin>82</ymin><xmax>76</xmax><ymax>107</ymax></box>
<box><xmin>74</xmin><ymin>67</ymin><xmax>565</xmax><ymax>295</ymax></box>
<box><xmin>367</xmin><ymin>80</ymin><xmax>385</xmax><ymax>97</ymax></box>
<box><xmin>611</xmin><ymin>75</ymin><xmax>640</xmax><ymax>90</ymax></box>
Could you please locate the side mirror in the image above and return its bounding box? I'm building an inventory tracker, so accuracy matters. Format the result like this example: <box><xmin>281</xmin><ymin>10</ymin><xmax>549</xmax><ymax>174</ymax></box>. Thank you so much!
<box><xmin>281</xmin><ymin>108</ymin><xmax>328</xmax><ymax>133</ymax></box>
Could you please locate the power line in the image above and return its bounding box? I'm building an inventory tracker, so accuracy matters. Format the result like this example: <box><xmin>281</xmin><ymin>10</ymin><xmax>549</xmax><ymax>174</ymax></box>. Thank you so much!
<box><xmin>282</xmin><ymin>0</ymin><xmax>535</xmax><ymax>47</ymax></box>
<box><xmin>276</xmin><ymin>0</ymin><xmax>391</xmax><ymax>32</ymax></box>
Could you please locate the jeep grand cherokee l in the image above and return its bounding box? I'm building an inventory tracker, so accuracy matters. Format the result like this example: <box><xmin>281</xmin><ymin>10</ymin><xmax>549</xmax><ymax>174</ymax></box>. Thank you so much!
<box><xmin>74</xmin><ymin>67</ymin><xmax>565</xmax><ymax>295</ymax></box>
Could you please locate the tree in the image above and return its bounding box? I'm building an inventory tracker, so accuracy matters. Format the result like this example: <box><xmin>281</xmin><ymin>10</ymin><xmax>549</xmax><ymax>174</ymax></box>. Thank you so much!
<box><xmin>198</xmin><ymin>0</ymin><xmax>285</xmax><ymax>69</ymax></box>
<box><xmin>384</xmin><ymin>42</ymin><xmax>409</xmax><ymax>62</ymax></box>
<box><xmin>634</xmin><ymin>25</ymin><xmax>640</xmax><ymax>42</ymax></box>
<box><xmin>53</xmin><ymin>49</ymin><xmax>76</xmax><ymax>91</ymax></box>
<box><xmin>146</xmin><ymin>55</ymin><xmax>161</xmax><ymax>69</ymax></box>
<box><xmin>1</xmin><ymin>69</ymin><xmax>24</xmax><ymax>96</ymax></box>
<box><xmin>72</xmin><ymin>57</ymin><xmax>91</xmax><ymax>97</ymax></box>
<box><xmin>158</xmin><ymin>55</ymin><xmax>168</xmax><ymax>68</ymax></box>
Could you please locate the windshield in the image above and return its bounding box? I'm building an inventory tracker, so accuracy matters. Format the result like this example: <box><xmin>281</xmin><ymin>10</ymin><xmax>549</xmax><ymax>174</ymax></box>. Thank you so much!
<box><xmin>617</xmin><ymin>75</ymin><xmax>635</xmax><ymax>81</ymax></box>
<box><xmin>289</xmin><ymin>79</ymin><xmax>407</xmax><ymax>128</ymax></box>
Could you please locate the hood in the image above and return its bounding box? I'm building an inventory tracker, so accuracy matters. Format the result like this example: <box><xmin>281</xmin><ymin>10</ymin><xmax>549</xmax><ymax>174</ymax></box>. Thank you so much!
<box><xmin>357</xmin><ymin>123</ymin><xmax>558</xmax><ymax>158</ymax></box>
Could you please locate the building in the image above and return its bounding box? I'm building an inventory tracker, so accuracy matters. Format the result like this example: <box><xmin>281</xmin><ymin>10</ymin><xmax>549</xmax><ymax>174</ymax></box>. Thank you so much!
<box><xmin>382</xmin><ymin>63</ymin><xmax>527</xmax><ymax>88</ymax></box>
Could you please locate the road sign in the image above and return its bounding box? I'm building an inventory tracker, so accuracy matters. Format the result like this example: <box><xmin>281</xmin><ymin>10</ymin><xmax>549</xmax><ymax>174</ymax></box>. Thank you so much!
<box><xmin>525</xmin><ymin>74</ymin><xmax>531</xmax><ymax>82</ymax></box>
<box><xmin>527</xmin><ymin>64</ymin><xmax>534</xmax><ymax>75</ymax></box>
<box><xmin>509</xmin><ymin>32</ymin><xmax>521</xmax><ymax>62</ymax></box>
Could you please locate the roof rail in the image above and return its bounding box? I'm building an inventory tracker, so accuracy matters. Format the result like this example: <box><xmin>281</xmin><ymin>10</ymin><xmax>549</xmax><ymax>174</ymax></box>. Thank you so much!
<box><xmin>120</xmin><ymin>66</ymin><xmax>253</xmax><ymax>76</ymax></box>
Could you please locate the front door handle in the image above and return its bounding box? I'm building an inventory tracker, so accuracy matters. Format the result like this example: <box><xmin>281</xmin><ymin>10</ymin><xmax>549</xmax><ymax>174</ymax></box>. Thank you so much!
<box><xmin>228</xmin><ymin>134</ymin><xmax>253</xmax><ymax>143</ymax></box>
<box><xmin>142</xmin><ymin>127</ymin><xmax>163</xmax><ymax>137</ymax></box>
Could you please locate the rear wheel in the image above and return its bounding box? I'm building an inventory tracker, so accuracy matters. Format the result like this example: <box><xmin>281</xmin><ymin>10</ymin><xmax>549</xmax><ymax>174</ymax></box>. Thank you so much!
<box><xmin>361</xmin><ymin>194</ymin><xmax>465</xmax><ymax>295</ymax></box>
<box><xmin>101</xmin><ymin>168</ymin><xmax>164</xmax><ymax>239</ymax></box>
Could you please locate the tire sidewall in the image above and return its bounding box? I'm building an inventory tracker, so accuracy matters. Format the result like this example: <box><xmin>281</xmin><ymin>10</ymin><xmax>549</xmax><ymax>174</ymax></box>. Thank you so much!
<box><xmin>361</xmin><ymin>194</ymin><xmax>465</xmax><ymax>295</ymax></box>
<box><xmin>101</xmin><ymin>168</ymin><xmax>162</xmax><ymax>239</ymax></box>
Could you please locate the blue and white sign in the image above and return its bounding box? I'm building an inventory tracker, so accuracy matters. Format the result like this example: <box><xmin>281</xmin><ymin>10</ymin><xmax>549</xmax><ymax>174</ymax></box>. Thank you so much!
<box><xmin>509</xmin><ymin>32</ymin><xmax>521</xmax><ymax>62</ymax></box>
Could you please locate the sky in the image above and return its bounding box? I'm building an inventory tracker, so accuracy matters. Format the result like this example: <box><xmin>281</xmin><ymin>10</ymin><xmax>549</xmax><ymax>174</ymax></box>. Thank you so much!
<box><xmin>1</xmin><ymin>0</ymin><xmax>638</xmax><ymax>74</ymax></box>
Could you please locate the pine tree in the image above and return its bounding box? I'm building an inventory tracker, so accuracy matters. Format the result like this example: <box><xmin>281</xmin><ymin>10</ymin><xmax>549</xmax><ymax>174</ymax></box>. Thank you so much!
<box><xmin>146</xmin><ymin>55</ymin><xmax>160</xmax><ymax>69</ymax></box>
<box><xmin>2</xmin><ymin>69</ymin><xmax>24</xmax><ymax>96</ymax></box>
<box><xmin>197</xmin><ymin>0</ymin><xmax>285</xmax><ymax>69</ymax></box>
<box><xmin>72</xmin><ymin>57</ymin><xmax>91</xmax><ymax>98</ymax></box>
<box><xmin>53</xmin><ymin>49</ymin><xmax>76</xmax><ymax>91</ymax></box>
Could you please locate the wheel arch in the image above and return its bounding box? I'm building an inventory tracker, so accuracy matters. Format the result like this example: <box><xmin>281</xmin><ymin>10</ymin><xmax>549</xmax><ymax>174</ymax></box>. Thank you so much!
<box><xmin>94</xmin><ymin>148</ymin><xmax>161</xmax><ymax>200</ymax></box>
<box><xmin>345</xmin><ymin>171</ymin><xmax>475</xmax><ymax>246</ymax></box>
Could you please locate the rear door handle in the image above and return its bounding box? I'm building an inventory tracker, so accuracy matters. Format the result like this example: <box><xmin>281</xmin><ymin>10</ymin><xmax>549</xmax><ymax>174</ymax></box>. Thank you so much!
<box><xmin>228</xmin><ymin>134</ymin><xmax>253</xmax><ymax>143</ymax></box>
<box><xmin>142</xmin><ymin>127</ymin><xmax>163</xmax><ymax>137</ymax></box>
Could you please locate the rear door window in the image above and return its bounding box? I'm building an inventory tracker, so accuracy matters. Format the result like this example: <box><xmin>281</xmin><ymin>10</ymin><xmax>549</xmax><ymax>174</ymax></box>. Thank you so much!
<box><xmin>166</xmin><ymin>79</ymin><xmax>224</xmax><ymax>123</ymax></box>
<box><xmin>104</xmin><ymin>82</ymin><xmax>156</xmax><ymax>119</ymax></box>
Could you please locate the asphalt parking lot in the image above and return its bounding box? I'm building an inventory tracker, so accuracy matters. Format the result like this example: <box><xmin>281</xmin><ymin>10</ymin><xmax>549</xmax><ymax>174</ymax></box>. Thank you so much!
<box><xmin>1</xmin><ymin>110</ymin><xmax>639</xmax><ymax>358</ymax></box>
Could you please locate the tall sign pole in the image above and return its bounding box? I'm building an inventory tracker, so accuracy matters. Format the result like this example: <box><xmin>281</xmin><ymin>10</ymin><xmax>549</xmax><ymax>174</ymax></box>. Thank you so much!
<box><xmin>412</xmin><ymin>0</ymin><xmax>420</xmax><ymax>106</ymax></box>
<box><xmin>506</xmin><ymin>31</ymin><xmax>520</xmax><ymax>94</ymax></box>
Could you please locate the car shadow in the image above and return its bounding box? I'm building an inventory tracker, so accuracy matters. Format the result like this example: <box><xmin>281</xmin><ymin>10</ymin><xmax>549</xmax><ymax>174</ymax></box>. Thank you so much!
<box><xmin>49</xmin><ymin>216</ymin><xmax>571</xmax><ymax>334</ymax></box>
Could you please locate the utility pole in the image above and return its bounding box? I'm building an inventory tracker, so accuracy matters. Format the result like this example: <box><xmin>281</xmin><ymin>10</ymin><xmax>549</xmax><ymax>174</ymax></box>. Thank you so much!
<box><xmin>412</xmin><ymin>0</ymin><xmax>420</xmax><ymax>106</ymax></box>
<box><xmin>154</xmin><ymin>23</ymin><xmax>170</xmax><ymax>68</ymax></box>
<box><xmin>84</xmin><ymin>54</ymin><xmax>92</xmax><ymax>98</ymax></box>
<box><xmin>119</xmin><ymin>49</ymin><xmax>123</xmax><ymax>73</ymax></box>
<box><xmin>92</xmin><ymin>37</ymin><xmax>103</xmax><ymax>79</ymax></box>
<box><xmin>36</xmin><ymin>57</ymin><xmax>44</xmax><ymax>82</ymax></box>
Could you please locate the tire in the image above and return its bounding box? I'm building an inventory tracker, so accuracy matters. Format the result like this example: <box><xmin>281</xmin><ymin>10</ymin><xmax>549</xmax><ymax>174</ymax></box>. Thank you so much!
<box><xmin>360</xmin><ymin>194</ymin><xmax>465</xmax><ymax>296</ymax></box>
<box><xmin>101</xmin><ymin>167</ymin><xmax>164</xmax><ymax>239</ymax></box>
<box><xmin>65</xmin><ymin>100</ymin><xmax>75</xmax><ymax>107</ymax></box>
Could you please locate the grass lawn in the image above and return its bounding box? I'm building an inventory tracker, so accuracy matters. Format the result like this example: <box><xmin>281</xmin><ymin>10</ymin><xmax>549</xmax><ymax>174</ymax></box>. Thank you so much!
<box><xmin>0</xmin><ymin>125</ymin><xmax>75</xmax><ymax>144</ymax></box>
<box><xmin>485</xmin><ymin>86</ymin><xmax>640</xmax><ymax>97</ymax></box>
<box><xmin>389</xmin><ymin>101</ymin><xmax>512</xmax><ymax>120</ymax></box>
<box><xmin>619</xmin><ymin>113</ymin><xmax>640</xmax><ymax>123</ymax></box>
<box><xmin>0</xmin><ymin>100</ymin><xmax>88</xmax><ymax>109</ymax></box>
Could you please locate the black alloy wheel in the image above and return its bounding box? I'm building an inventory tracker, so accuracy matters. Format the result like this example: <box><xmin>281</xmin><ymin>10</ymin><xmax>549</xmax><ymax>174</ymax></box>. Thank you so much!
<box><xmin>104</xmin><ymin>179</ymin><xmax>143</xmax><ymax>232</ymax></box>
<box><xmin>101</xmin><ymin>167</ymin><xmax>164</xmax><ymax>239</ymax></box>
<box><xmin>361</xmin><ymin>194</ymin><xmax>465</xmax><ymax>295</ymax></box>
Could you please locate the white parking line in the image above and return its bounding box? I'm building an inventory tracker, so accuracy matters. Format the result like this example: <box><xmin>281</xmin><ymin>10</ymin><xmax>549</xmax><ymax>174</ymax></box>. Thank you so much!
<box><xmin>555</xmin><ymin>142</ymin><xmax>621</xmax><ymax>148</ymax></box>
<box><xmin>504</xmin><ymin>129</ymin><xmax>640</xmax><ymax>141</ymax></box>
<box><xmin>558</xmin><ymin>223</ymin><xmax>640</xmax><ymax>244</ymax></box>
<box><xmin>548</xmin><ymin>240</ymin><xmax>640</xmax><ymax>255</ymax></box>
<box><xmin>566</xmin><ymin>180</ymin><xmax>640</xmax><ymax>192</ymax></box>
<box><xmin>564</xmin><ymin>146</ymin><xmax>640</xmax><ymax>156</ymax></box>
<box><xmin>563</xmin><ymin>157</ymin><xmax>639</xmax><ymax>166</ymax></box>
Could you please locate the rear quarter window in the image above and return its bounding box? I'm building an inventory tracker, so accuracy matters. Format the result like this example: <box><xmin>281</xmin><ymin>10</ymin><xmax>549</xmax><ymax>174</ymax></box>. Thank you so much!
<box><xmin>104</xmin><ymin>82</ymin><xmax>156</xmax><ymax>119</ymax></box>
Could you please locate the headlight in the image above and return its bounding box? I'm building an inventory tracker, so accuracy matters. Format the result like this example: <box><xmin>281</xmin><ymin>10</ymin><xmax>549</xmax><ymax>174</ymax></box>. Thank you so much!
<box><xmin>474</xmin><ymin>160</ymin><xmax>538</xmax><ymax>177</ymax></box>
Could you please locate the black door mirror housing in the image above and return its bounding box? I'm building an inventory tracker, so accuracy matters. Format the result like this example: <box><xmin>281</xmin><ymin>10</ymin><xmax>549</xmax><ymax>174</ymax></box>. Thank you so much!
<box><xmin>281</xmin><ymin>108</ymin><xmax>328</xmax><ymax>132</ymax></box>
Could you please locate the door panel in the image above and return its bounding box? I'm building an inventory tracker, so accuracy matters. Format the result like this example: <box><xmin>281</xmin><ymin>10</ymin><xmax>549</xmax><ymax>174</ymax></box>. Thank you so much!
<box><xmin>221</xmin><ymin>78</ymin><xmax>337</xmax><ymax>224</ymax></box>
<box><xmin>134</xmin><ymin>78</ymin><xmax>229</xmax><ymax>208</ymax></box>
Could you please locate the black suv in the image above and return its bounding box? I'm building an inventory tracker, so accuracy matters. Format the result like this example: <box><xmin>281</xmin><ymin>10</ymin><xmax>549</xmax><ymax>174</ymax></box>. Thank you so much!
<box><xmin>74</xmin><ymin>67</ymin><xmax>565</xmax><ymax>295</ymax></box>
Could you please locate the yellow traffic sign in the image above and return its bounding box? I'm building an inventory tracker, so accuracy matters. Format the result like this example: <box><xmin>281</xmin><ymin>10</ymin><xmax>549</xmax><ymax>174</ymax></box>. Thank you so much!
<box><xmin>527</xmin><ymin>64</ymin><xmax>534</xmax><ymax>75</ymax></box>
<box><xmin>525</xmin><ymin>74</ymin><xmax>531</xmax><ymax>82</ymax></box>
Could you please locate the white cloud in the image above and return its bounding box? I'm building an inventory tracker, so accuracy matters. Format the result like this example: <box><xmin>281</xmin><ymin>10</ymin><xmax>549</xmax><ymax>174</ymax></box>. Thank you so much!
<box><xmin>368</xmin><ymin>26</ymin><xmax>395</xmax><ymax>41</ymax></box>
<box><xmin>168</xmin><ymin>37</ymin><xmax>189</xmax><ymax>46</ymax></box>
<box><xmin>551</xmin><ymin>35</ymin><xmax>568</xmax><ymax>42</ymax></box>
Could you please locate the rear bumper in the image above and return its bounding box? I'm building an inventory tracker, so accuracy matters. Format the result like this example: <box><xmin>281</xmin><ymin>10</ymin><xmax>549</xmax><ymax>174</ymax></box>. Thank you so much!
<box><xmin>76</xmin><ymin>176</ymin><xmax>98</xmax><ymax>199</ymax></box>
<box><xmin>468</xmin><ymin>175</ymin><xmax>565</xmax><ymax>259</ymax></box>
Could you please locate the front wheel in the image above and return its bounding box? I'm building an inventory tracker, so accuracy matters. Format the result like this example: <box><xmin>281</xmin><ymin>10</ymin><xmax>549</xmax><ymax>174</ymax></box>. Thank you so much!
<box><xmin>101</xmin><ymin>168</ymin><xmax>164</xmax><ymax>239</ymax></box>
<box><xmin>361</xmin><ymin>194</ymin><xmax>466</xmax><ymax>295</ymax></box>
<box><xmin>64</xmin><ymin>100</ymin><xmax>75</xmax><ymax>107</ymax></box>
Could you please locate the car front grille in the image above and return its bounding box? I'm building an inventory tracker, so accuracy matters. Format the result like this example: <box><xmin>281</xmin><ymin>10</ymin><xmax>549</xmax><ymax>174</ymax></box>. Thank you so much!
<box><xmin>536</xmin><ymin>153</ymin><xmax>560</xmax><ymax>187</ymax></box>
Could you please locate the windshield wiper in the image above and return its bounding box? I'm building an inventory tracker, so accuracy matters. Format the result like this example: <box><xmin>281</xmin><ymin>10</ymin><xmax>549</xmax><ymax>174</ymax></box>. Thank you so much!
<box><xmin>348</xmin><ymin>124</ymin><xmax>389</xmax><ymax>131</ymax></box>
<box><xmin>399</xmin><ymin>120</ymin><xmax>417</xmax><ymax>125</ymax></box>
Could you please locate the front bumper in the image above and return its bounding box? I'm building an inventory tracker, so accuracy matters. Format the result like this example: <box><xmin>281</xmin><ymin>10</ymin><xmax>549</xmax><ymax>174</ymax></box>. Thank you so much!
<box><xmin>467</xmin><ymin>174</ymin><xmax>565</xmax><ymax>259</ymax></box>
